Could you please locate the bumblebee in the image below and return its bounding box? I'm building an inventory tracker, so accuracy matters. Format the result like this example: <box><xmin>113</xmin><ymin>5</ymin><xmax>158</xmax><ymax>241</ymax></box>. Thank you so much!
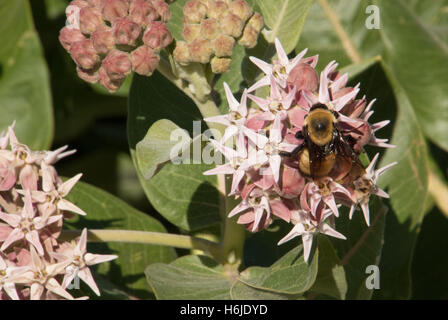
<box><xmin>280</xmin><ymin>103</ymin><xmax>364</xmax><ymax>181</ymax></box>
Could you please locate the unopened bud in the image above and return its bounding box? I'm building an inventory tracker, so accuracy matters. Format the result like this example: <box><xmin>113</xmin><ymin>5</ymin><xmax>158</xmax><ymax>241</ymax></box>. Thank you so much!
<box><xmin>77</xmin><ymin>66</ymin><xmax>99</xmax><ymax>83</ymax></box>
<box><xmin>200</xmin><ymin>18</ymin><xmax>220</xmax><ymax>40</ymax></box>
<box><xmin>98</xmin><ymin>66</ymin><xmax>125</xmax><ymax>92</ymax></box>
<box><xmin>207</xmin><ymin>1</ymin><xmax>229</xmax><ymax>20</ymax></box>
<box><xmin>79</xmin><ymin>7</ymin><xmax>103</xmax><ymax>35</ymax></box>
<box><xmin>131</xmin><ymin>45</ymin><xmax>160</xmax><ymax>76</ymax></box>
<box><xmin>182</xmin><ymin>24</ymin><xmax>201</xmax><ymax>43</ymax></box>
<box><xmin>188</xmin><ymin>38</ymin><xmax>213</xmax><ymax>63</ymax></box>
<box><xmin>220</xmin><ymin>13</ymin><xmax>244</xmax><ymax>38</ymax></box>
<box><xmin>287</xmin><ymin>63</ymin><xmax>319</xmax><ymax>92</ymax></box>
<box><xmin>68</xmin><ymin>0</ymin><xmax>89</xmax><ymax>10</ymax></box>
<box><xmin>129</xmin><ymin>0</ymin><xmax>158</xmax><ymax>26</ymax></box>
<box><xmin>59</xmin><ymin>27</ymin><xmax>86</xmax><ymax>51</ymax></box>
<box><xmin>183</xmin><ymin>0</ymin><xmax>207</xmax><ymax>24</ymax></box>
<box><xmin>229</xmin><ymin>0</ymin><xmax>253</xmax><ymax>22</ymax></box>
<box><xmin>238</xmin><ymin>25</ymin><xmax>258</xmax><ymax>48</ymax></box>
<box><xmin>152</xmin><ymin>0</ymin><xmax>171</xmax><ymax>22</ymax></box>
<box><xmin>143</xmin><ymin>21</ymin><xmax>173</xmax><ymax>50</ymax></box>
<box><xmin>87</xmin><ymin>0</ymin><xmax>102</xmax><ymax>6</ymax></box>
<box><xmin>70</xmin><ymin>39</ymin><xmax>100</xmax><ymax>69</ymax></box>
<box><xmin>91</xmin><ymin>27</ymin><xmax>115</xmax><ymax>55</ymax></box>
<box><xmin>102</xmin><ymin>49</ymin><xmax>132</xmax><ymax>80</ymax></box>
<box><xmin>210</xmin><ymin>56</ymin><xmax>231</xmax><ymax>73</ymax></box>
<box><xmin>173</xmin><ymin>41</ymin><xmax>191</xmax><ymax>65</ymax></box>
<box><xmin>211</xmin><ymin>34</ymin><xmax>234</xmax><ymax>57</ymax></box>
<box><xmin>247</xmin><ymin>12</ymin><xmax>263</xmax><ymax>32</ymax></box>
<box><xmin>113</xmin><ymin>17</ymin><xmax>141</xmax><ymax>46</ymax></box>
<box><xmin>101</xmin><ymin>0</ymin><xmax>129</xmax><ymax>24</ymax></box>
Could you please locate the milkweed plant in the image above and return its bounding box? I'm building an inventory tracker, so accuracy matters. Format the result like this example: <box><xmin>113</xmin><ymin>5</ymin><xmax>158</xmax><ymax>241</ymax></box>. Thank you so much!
<box><xmin>0</xmin><ymin>0</ymin><xmax>446</xmax><ymax>300</ymax></box>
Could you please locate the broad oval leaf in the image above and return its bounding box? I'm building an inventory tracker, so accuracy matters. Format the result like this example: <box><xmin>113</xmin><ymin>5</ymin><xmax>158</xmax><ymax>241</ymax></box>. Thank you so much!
<box><xmin>309</xmin><ymin>235</ymin><xmax>347</xmax><ymax>300</ymax></box>
<box><xmin>0</xmin><ymin>0</ymin><xmax>53</xmax><ymax>149</ymax></box>
<box><xmin>128</xmin><ymin>72</ymin><xmax>221</xmax><ymax>231</ymax></box>
<box><xmin>239</xmin><ymin>245</ymin><xmax>318</xmax><ymax>294</ymax></box>
<box><xmin>376</xmin><ymin>0</ymin><xmax>448</xmax><ymax>151</ymax></box>
<box><xmin>145</xmin><ymin>255</ymin><xmax>235</xmax><ymax>300</ymax></box>
<box><xmin>65</xmin><ymin>180</ymin><xmax>177</xmax><ymax>298</ymax></box>
<box><xmin>230</xmin><ymin>281</ymin><xmax>301</xmax><ymax>300</ymax></box>
<box><xmin>259</xmin><ymin>0</ymin><xmax>315</xmax><ymax>53</ymax></box>
<box><xmin>136</xmin><ymin>119</ymin><xmax>193</xmax><ymax>180</ymax></box>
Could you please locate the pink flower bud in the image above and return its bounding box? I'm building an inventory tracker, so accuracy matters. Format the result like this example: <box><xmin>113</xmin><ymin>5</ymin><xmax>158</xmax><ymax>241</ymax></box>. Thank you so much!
<box><xmin>188</xmin><ymin>38</ymin><xmax>213</xmax><ymax>63</ymax></box>
<box><xmin>102</xmin><ymin>49</ymin><xmax>132</xmax><ymax>80</ymax></box>
<box><xmin>129</xmin><ymin>0</ymin><xmax>158</xmax><ymax>26</ymax></box>
<box><xmin>182</xmin><ymin>23</ymin><xmax>201</xmax><ymax>43</ymax></box>
<box><xmin>87</xmin><ymin>0</ymin><xmax>103</xmax><ymax>6</ymax></box>
<box><xmin>211</xmin><ymin>34</ymin><xmax>235</xmax><ymax>57</ymax></box>
<box><xmin>238</xmin><ymin>25</ymin><xmax>258</xmax><ymax>48</ymax></box>
<box><xmin>200</xmin><ymin>18</ymin><xmax>220</xmax><ymax>40</ymax></box>
<box><xmin>131</xmin><ymin>45</ymin><xmax>160</xmax><ymax>76</ymax></box>
<box><xmin>101</xmin><ymin>0</ymin><xmax>129</xmax><ymax>23</ymax></box>
<box><xmin>287</xmin><ymin>63</ymin><xmax>319</xmax><ymax>92</ymax></box>
<box><xmin>79</xmin><ymin>7</ymin><xmax>103</xmax><ymax>35</ymax></box>
<box><xmin>151</xmin><ymin>0</ymin><xmax>171</xmax><ymax>22</ymax></box>
<box><xmin>77</xmin><ymin>66</ymin><xmax>99</xmax><ymax>83</ymax></box>
<box><xmin>220</xmin><ymin>13</ymin><xmax>244</xmax><ymax>38</ymax></box>
<box><xmin>143</xmin><ymin>21</ymin><xmax>173</xmax><ymax>50</ymax></box>
<box><xmin>207</xmin><ymin>1</ymin><xmax>229</xmax><ymax>20</ymax></box>
<box><xmin>59</xmin><ymin>27</ymin><xmax>86</xmax><ymax>51</ymax></box>
<box><xmin>68</xmin><ymin>0</ymin><xmax>89</xmax><ymax>10</ymax></box>
<box><xmin>173</xmin><ymin>41</ymin><xmax>191</xmax><ymax>65</ymax></box>
<box><xmin>229</xmin><ymin>0</ymin><xmax>253</xmax><ymax>22</ymax></box>
<box><xmin>98</xmin><ymin>66</ymin><xmax>125</xmax><ymax>92</ymax></box>
<box><xmin>113</xmin><ymin>17</ymin><xmax>141</xmax><ymax>46</ymax></box>
<box><xmin>91</xmin><ymin>27</ymin><xmax>115</xmax><ymax>55</ymax></box>
<box><xmin>210</xmin><ymin>56</ymin><xmax>231</xmax><ymax>74</ymax></box>
<box><xmin>183</xmin><ymin>0</ymin><xmax>207</xmax><ymax>24</ymax></box>
<box><xmin>247</xmin><ymin>12</ymin><xmax>264</xmax><ymax>32</ymax></box>
<box><xmin>69</xmin><ymin>39</ymin><xmax>100</xmax><ymax>69</ymax></box>
<box><xmin>278</xmin><ymin>165</ymin><xmax>305</xmax><ymax>198</ymax></box>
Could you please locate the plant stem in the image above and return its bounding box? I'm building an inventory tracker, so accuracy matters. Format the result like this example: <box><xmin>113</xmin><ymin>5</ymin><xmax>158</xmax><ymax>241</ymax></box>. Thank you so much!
<box><xmin>157</xmin><ymin>57</ymin><xmax>245</xmax><ymax>265</ymax></box>
<box><xmin>60</xmin><ymin>229</ymin><xmax>221</xmax><ymax>258</ymax></box>
<box><xmin>317</xmin><ymin>0</ymin><xmax>362</xmax><ymax>63</ymax></box>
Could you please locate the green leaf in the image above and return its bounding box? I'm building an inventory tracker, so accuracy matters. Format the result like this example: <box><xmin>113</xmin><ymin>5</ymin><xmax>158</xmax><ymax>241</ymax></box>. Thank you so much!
<box><xmin>65</xmin><ymin>180</ymin><xmax>177</xmax><ymax>298</ymax></box>
<box><xmin>309</xmin><ymin>235</ymin><xmax>347</xmax><ymax>300</ymax></box>
<box><xmin>375</xmin><ymin>0</ymin><xmax>448</xmax><ymax>151</ymax></box>
<box><xmin>128</xmin><ymin>72</ymin><xmax>221</xmax><ymax>231</ymax></box>
<box><xmin>145</xmin><ymin>255</ymin><xmax>235</xmax><ymax>299</ymax></box>
<box><xmin>259</xmin><ymin>0</ymin><xmax>315</xmax><ymax>53</ymax></box>
<box><xmin>239</xmin><ymin>245</ymin><xmax>318</xmax><ymax>294</ymax></box>
<box><xmin>166</xmin><ymin>0</ymin><xmax>188</xmax><ymax>41</ymax></box>
<box><xmin>230</xmin><ymin>281</ymin><xmax>301</xmax><ymax>300</ymax></box>
<box><xmin>372</xmin><ymin>62</ymin><xmax>430</xmax><ymax>299</ymax></box>
<box><xmin>136</xmin><ymin>119</ymin><xmax>193</xmax><ymax>180</ymax></box>
<box><xmin>0</xmin><ymin>0</ymin><xmax>53</xmax><ymax>149</ymax></box>
<box><xmin>330</xmin><ymin>199</ymin><xmax>386</xmax><ymax>300</ymax></box>
<box><xmin>298</xmin><ymin>0</ymin><xmax>383</xmax><ymax>70</ymax></box>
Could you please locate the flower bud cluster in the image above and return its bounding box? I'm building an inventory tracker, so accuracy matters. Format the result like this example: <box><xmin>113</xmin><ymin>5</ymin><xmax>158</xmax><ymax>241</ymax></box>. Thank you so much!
<box><xmin>60</xmin><ymin>0</ymin><xmax>173</xmax><ymax>92</ymax></box>
<box><xmin>204</xmin><ymin>39</ymin><xmax>397</xmax><ymax>262</ymax></box>
<box><xmin>0</xmin><ymin>122</ymin><xmax>116</xmax><ymax>300</ymax></box>
<box><xmin>173</xmin><ymin>0</ymin><xmax>264</xmax><ymax>74</ymax></box>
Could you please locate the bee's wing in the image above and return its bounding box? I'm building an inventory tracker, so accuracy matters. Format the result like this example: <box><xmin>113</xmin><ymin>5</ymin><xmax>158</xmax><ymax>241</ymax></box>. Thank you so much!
<box><xmin>335</xmin><ymin>134</ymin><xmax>365</xmax><ymax>180</ymax></box>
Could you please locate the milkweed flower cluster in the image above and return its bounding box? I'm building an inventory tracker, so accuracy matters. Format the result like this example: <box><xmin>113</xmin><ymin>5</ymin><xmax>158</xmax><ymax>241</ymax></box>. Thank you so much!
<box><xmin>173</xmin><ymin>0</ymin><xmax>264</xmax><ymax>73</ymax></box>
<box><xmin>59</xmin><ymin>0</ymin><xmax>173</xmax><ymax>92</ymax></box>
<box><xmin>0</xmin><ymin>123</ymin><xmax>117</xmax><ymax>300</ymax></box>
<box><xmin>204</xmin><ymin>39</ymin><xmax>397</xmax><ymax>262</ymax></box>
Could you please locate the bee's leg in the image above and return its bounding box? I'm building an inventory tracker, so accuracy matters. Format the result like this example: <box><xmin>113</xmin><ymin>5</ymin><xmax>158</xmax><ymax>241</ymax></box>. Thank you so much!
<box><xmin>280</xmin><ymin>143</ymin><xmax>304</xmax><ymax>158</ymax></box>
<box><xmin>295</xmin><ymin>130</ymin><xmax>304</xmax><ymax>140</ymax></box>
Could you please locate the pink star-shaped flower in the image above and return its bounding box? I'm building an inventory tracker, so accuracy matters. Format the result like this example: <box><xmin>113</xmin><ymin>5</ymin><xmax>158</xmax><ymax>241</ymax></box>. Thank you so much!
<box><xmin>278</xmin><ymin>208</ymin><xmax>346</xmax><ymax>262</ymax></box>
<box><xmin>248</xmin><ymin>38</ymin><xmax>308</xmax><ymax>92</ymax></box>
<box><xmin>52</xmin><ymin>228</ymin><xmax>117</xmax><ymax>296</ymax></box>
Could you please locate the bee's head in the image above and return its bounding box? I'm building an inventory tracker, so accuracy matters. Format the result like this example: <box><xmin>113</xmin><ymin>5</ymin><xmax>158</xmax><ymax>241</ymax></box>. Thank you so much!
<box><xmin>305</xmin><ymin>104</ymin><xmax>337</xmax><ymax>146</ymax></box>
